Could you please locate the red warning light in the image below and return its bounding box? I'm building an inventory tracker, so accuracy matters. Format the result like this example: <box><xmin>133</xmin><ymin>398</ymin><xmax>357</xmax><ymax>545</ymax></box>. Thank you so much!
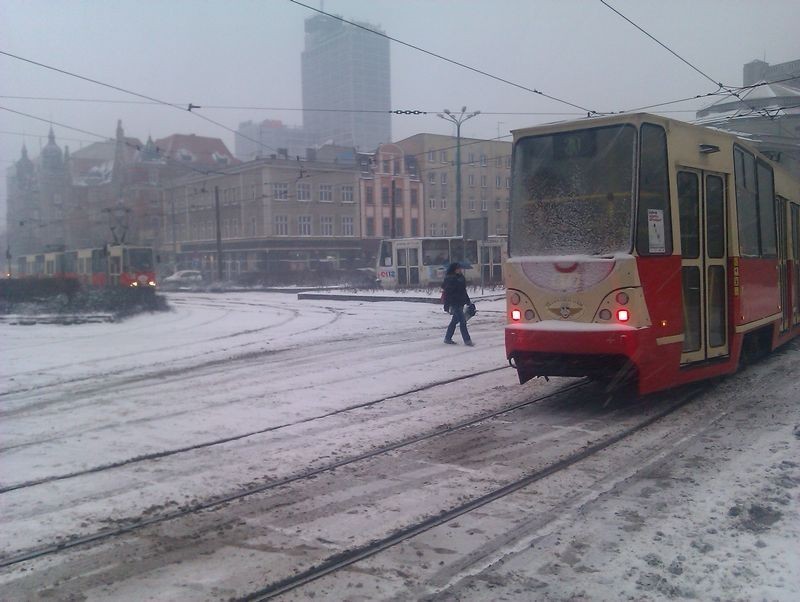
<box><xmin>617</xmin><ymin>309</ymin><xmax>630</xmax><ymax>322</ymax></box>
<box><xmin>511</xmin><ymin>309</ymin><xmax>522</xmax><ymax>321</ymax></box>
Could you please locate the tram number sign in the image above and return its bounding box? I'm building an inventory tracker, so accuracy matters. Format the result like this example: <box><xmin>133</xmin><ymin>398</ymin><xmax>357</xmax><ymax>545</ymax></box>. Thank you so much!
<box><xmin>379</xmin><ymin>270</ymin><xmax>396</xmax><ymax>279</ymax></box>
<box><xmin>553</xmin><ymin>130</ymin><xmax>597</xmax><ymax>159</ymax></box>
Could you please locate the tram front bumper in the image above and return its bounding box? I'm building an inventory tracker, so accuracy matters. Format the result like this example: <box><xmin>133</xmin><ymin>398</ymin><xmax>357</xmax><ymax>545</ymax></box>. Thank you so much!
<box><xmin>505</xmin><ymin>322</ymin><xmax>646</xmax><ymax>382</ymax></box>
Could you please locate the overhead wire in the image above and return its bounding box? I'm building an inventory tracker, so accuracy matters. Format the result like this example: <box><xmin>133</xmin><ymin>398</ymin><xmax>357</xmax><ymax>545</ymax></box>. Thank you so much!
<box><xmin>0</xmin><ymin>49</ymin><xmax>282</xmax><ymax>156</ymax></box>
<box><xmin>285</xmin><ymin>0</ymin><xmax>599</xmax><ymax>116</ymax></box>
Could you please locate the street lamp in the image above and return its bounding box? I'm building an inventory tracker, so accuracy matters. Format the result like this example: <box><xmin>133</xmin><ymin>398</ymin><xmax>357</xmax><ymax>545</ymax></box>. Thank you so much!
<box><xmin>437</xmin><ymin>106</ymin><xmax>480</xmax><ymax>238</ymax></box>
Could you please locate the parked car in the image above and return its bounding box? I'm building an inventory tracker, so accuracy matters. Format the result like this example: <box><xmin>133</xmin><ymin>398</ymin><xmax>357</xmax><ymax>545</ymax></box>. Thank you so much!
<box><xmin>162</xmin><ymin>270</ymin><xmax>203</xmax><ymax>289</ymax></box>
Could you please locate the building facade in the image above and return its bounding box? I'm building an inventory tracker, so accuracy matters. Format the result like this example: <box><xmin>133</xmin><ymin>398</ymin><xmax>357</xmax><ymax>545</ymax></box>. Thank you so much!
<box><xmin>301</xmin><ymin>14</ymin><xmax>391</xmax><ymax>151</ymax></box>
<box><xmin>357</xmin><ymin>144</ymin><xmax>423</xmax><ymax>239</ymax></box>
<box><xmin>162</xmin><ymin>149</ymin><xmax>371</xmax><ymax>281</ymax></box>
<box><xmin>395</xmin><ymin>133</ymin><xmax>512</xmax><ymax>239</ymax></box>
<box><xmin>5</xmin><ymin>122</ymin><xmax>237</xmax><ymax>259</ymax></box>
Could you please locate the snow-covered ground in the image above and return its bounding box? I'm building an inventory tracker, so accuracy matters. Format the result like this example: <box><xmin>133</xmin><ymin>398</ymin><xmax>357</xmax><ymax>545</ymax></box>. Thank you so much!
<box><xmin>0</xmin><ymin>291</ymin><xmax>798</xmax><ymax>601</ymax></box>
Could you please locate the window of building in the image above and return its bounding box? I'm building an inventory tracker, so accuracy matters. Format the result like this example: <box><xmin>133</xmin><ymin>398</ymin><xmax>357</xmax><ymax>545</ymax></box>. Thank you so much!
<box><xmin>429</xmin><ymin>222</ymin><xmax>437</xmax><ymax>236</ymax></box>
<box><xmin>481</xmin><ymin>199</ymin><xmax>487</xmax><ymax>212</ymax></box>
<box><xmin>366</xmin><ymin>186</ymin><xmax>374</xmax><ymax>205</ymax></box>
<box><xmin>468</xmin><ymin>152</ymin><xmax>475</xmax><ymax>164</ymax></box>
<box><xmin>274</xmin><ymin>215</ymin><xmax>288</xmax><ymax>236</ymax></box>
<box><xmin>366</xmin><ymin>216</ymin><xmax>375</xmax><ymax>237</ymax></box>
<box><xmin>480</xmin><ymin>154</ymin><xmax>487</xmax><ymax>166</ymax></box>
<box><xmin>506</xmin><ymin>177</ymin><xmax>511</xmax><ymax>189</ymax></box>
<box><xmin>496</xmin><ymin>175</ymin><xmax>502</xmax><ymax>188</ymax></box>
<box><xmin>440</xmin><ymin>173</ymin><xmax>448</xmax><ymax>185</ymax></box>
<box><xmin>320</xmin><ymin>215</ymin><xmax>334</xmax><ymax>236</ymax></box>
<box><xmin>427</xmin><ymin>150</ymin><xmax>435</xmax><ymax>162</ymax></box>
<box><xmin>505</xmin><ymin>156</ymin><xmax>511</xmax><ymax>168</ymax></box>
<box><xmin>319</xmin><ymin>184</ymin><xmax>333</xmax><ymax>202</ymax></box>
<box><xmin>429</xmin><ymin>198</ymin><xmax>436</xmax><ymax>209</ymax></box>
<box><xmin>469</xmin><ymin>198</ymin><xmax>476</xmax><ymax>212</ymax></box>
<box><xmin>341</xmin><ymin>185</ymin><xmax>354</xmax><ymax>203</ymax></box>
<box><xmin>382</xmin><ymin>217</ymin><xmax>391</xmax><ymax>236</ymax></box>
<box><xmin>428</xmin><ymin>172</ymin><xmax>436</xmax><ymax>185</ymax></box>
<box><xmin>495</xmin><ymin>156</ymin><xmax>502</xmax><ymax>168</ymax></box>
<box><xmin>297</xmin><ymin>182</ymin><xmax>311</xmax><ymax>201</ymax></box>
<box><xmin>481</xmin><ymin>175</ymin><xmax>487</xmax><ymax>188</ymax></box>
<box><xmin>441</xmin><ymin>198</ymin><xmax>448</xmax><ymax>210</ymax></box>
<box><xmin>411</xmin><ymin>218</ymin><xmax>419</xmax><ymax>237</ymax></box>
<box><xmin>495</xmin><ymin>199</ymin><xmax>502</xmax><ymax>211</ymax></box>
<box><xmin>468</xmin><ymin>174</ymin><xmax>475</xmax><ymax>187</ymax></box>
<box><xmin>298</xmin><ymin>215</ymin><xmax>312</xmax><ymax>236</ymax></box>
<box><xmin>342</xmin><ymin>216</ymin><xmax>354</xmax><ymax>236</ymax></box>
<box><xmin>393</xmin><ymin>160</ymin><xmax>400</xmax><ymax>175</ymax></box>
<box><xmin>440</xmin><ymin>150</ymin><xmax>448</xmax><ymax>163</ymax></box>
<box><xmin>410</xmin><ymin>189</ymin><xmax>418</xmax><ymax>206</ymax></box>
<box><xmin>395</xmin><ymin>218</ymin><xmax>404</xmax><ymax>236</ymax></box>
<box><xmin>381</xmin><ymin>187</ymin><xmax>390</xmax><ymax>204</ymax></box>
<box><xmin>439</xmin><ymin>223</ymin><xmax>448</xmax><ymax>236</ymax></box>
<box><xmin>273</xmin><ymin>182</ymin><xmax>288</xmax><ymax>200</ymax></box>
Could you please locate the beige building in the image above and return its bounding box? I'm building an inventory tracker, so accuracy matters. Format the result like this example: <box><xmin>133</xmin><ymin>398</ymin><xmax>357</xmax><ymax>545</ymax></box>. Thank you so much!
<box><xmin>357</xmin><ymin>143</ymin><xmax>424</xmax><ymax>239</ymax></box>
<box><xmin>395</xmin><ymin>133</ymin><xmax>512</xmax><ymax>238</ymax></box>
<box><xmin>162</xmin><ymin>151</ymin><xmax>369</xmax><ymax>281</ymax></box>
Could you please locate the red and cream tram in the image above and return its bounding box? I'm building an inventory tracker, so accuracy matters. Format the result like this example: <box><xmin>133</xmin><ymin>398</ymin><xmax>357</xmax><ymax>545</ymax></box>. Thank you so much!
<box><xmin>505</xmin><ymin>113</ymin><xmax>799</xmax><ymax>395</ymax></box>
<box><xmin>14</xmin><ymin>245</ymin><xmax>157</xmax><ymax>290</ymax></box>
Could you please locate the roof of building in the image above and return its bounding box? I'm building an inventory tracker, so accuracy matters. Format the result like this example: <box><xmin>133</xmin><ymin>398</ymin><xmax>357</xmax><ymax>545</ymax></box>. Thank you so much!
<box><xmin>696</xmin><ymin>80</ymin><xmax>800</xmax><ymax>120</ymax></box>
<box><xmin>153</xmin><ymin>134</ymin><xmax>239</xmax><ymax>168</ymax></box>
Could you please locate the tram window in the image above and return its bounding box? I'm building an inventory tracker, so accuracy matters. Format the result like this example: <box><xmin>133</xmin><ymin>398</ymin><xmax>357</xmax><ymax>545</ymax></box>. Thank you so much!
<box><xmin>678</xmin><ymin>172</ymin><xmax>700</xmax><ymax>259</ymax></box>
<box><xmin>422</xmin><ymin>239</ymin><xmax>449</xmax><ymax>265</ymax></box>
<box><xmin>706</xmin><ymin>175</ymin><xmax>725</xmax><ymax>259</ymax></box>
<box><xmin>452</xmin><ymin>240</ymin><xmax>478</xmax><ymax>264</ymax></box>
<box><xmin>708</xmin><ymin>265</ymin><xmax>726</xmax><ymax>347</ymax></box>
<box><xmin>379</xmin><ymin>241</ymin><xmax>392</xmax><ymax>267</ymax></box>
<box><xmin>637</xmin><ymin>123</ymin><xmax>672</xmax><ymax>255</ymax></box>
<box><xmin>791</xmin><ymin>204</ymin><xmax>800</xmax><ymax>260</ymax></box>
<box><xmin>757</xmin><ymin>161</ymin><xmax>776</xmax><ymax>257</ymax></box>
<box><xmin>681</xmin><ymin>266</ymin><xmax>702</xmax><ymax>352</ymax></box>
<box><xmin>110</xmin><ymin>256</ymin><xmax>121</xmax><ymax>274</ymax></box>
<box><xmin>734</xmin><ymin>147</ymin><xmax>760</xmax><ymax>257</ymax></box>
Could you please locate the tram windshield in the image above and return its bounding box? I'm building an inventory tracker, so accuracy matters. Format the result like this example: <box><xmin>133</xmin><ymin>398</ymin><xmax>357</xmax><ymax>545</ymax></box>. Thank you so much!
<box><xmin>124</xmin><ymin>248</ymin><xmax>155</xmax><ymax>272</ymax></box>
<box><xmin>510</xmin><ymin>124</ymin><xmax>636</xmax><ymax>256</ymax></box>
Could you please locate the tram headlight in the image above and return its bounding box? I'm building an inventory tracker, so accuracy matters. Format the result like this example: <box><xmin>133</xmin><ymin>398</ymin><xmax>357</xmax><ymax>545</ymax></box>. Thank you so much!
<box><xmin>617</xmin><ymin>309</ymin><xmax>630</xmax><ymax>322</ymax></box>
<box><xmin>511</xmin><ymin>309</ymin><xmax>522</xmax><ymax>321</ymax></box>
<box><xmin>148</xmin><ymin>281</ymin><xmax>156</xmax><ymax>287</ymax></box>
<box><xmin>130</xmin><ymin>281</ymin><xmax>139</xmax><ymax>287</ymax></box>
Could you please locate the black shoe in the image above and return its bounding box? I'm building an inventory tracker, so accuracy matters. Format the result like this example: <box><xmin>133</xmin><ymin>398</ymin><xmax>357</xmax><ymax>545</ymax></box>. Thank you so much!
<box><xmin>444</xmin><ymin>339</ymin><xmax>456</xmax><ymax>345</ymax></box>
<box><xmin>464</xmin><ymin>340</ymin><xmax>475</xmax><ymax>347</ymax></box>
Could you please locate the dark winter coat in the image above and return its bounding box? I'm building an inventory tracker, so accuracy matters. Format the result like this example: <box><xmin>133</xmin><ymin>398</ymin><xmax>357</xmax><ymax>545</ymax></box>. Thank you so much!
<box><xmin>442</xmin><ymin>272</ymin><xmax>471</xmax><ymax>310</ymax></box>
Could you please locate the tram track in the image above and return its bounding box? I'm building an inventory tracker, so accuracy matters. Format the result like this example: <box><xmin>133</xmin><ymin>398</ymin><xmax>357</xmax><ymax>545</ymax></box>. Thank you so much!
<box><xmin>0</xmin><ymin>376</ymin><xmax>591</xmax><ymax>569</ymax></box>
<box><xmin>237</xmin><ymin>382</ymin><xmax>710</xmax><ymax>601</ymax></box>
<box><xmin>0</xmin><ymin>301</ymin><xmax>310</xmax><ymax>399</ymax></box>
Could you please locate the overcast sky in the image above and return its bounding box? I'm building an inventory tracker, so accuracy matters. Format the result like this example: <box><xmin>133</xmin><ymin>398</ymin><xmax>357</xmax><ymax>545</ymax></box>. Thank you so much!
<box><xmin>1</xmin><ymin>0</ymin><xmax>798</xmax><ymax>231</ymax></box>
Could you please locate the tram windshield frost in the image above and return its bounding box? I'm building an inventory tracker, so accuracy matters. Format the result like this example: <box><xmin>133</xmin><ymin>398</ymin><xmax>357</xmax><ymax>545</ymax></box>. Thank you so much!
<box><xmin>510</xmin><ymin>125</ymin><xmax>636</xmax><ymax>256</ymax></box>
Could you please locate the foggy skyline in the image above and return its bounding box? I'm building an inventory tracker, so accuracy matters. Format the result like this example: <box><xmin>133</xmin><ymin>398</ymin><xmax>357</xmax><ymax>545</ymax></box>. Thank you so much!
<box><xmin>2</xmin><ymin>0</ymin><xmax>798</xmax><ymax>231</ymax></box>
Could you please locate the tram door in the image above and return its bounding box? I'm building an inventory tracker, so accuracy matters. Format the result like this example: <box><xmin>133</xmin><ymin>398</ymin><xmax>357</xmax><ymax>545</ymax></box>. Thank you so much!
<box><xmin>776</xmin><ymin>197</ymin><xmax>791</xmax><ymax>333</ymax></box>
<box><xmin>678</xmin><ymin>170</ymin><xmax>729</xmax><ymax>364</ymax></box>
<box><xmin>396</xmin><ymin>246</ymin><xmax>420</xmax><ymax>286</ymax></box>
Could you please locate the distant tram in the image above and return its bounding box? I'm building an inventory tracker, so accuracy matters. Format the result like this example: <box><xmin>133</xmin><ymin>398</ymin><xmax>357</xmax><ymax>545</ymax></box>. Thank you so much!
<box><xmin>377</xmin><ymin>236</ymin><xmax>505</xmax><ymax>288</ymax></box>
<box><xmin>13</xmin><ymin>245</ymin><xmax>157</xmax><ymax>289</ymax></box>
<box><xmin>505</xmin><ymin>113</ymin><xmax>800</xmax><ymax>395</ymax></box>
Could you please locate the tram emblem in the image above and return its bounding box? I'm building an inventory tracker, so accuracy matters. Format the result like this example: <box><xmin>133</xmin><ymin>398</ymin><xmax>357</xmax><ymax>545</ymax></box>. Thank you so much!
<box><xmin>546</xmin><ymin>300</ymin><xmax>583</xmax><ymax>319</ymax></box>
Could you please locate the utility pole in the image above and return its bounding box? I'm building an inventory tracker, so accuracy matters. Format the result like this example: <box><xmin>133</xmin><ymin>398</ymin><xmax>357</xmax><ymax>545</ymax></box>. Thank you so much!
<box><xmin>214</xmin><ymin>186</ymin><xmax>223</xmax><ymax>281</ymax></box>
<box><xmin>437</xmin><ymin>107</ymin><xmax>480</xmax><ymax>238</ymax></box>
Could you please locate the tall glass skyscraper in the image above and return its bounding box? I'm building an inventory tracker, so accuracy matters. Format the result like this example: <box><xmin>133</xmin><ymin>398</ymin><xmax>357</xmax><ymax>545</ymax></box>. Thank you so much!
<box><xmin>302</xmin><ymin>15</ymin><xmax>391</xmax><ymax>152</ymax></box>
